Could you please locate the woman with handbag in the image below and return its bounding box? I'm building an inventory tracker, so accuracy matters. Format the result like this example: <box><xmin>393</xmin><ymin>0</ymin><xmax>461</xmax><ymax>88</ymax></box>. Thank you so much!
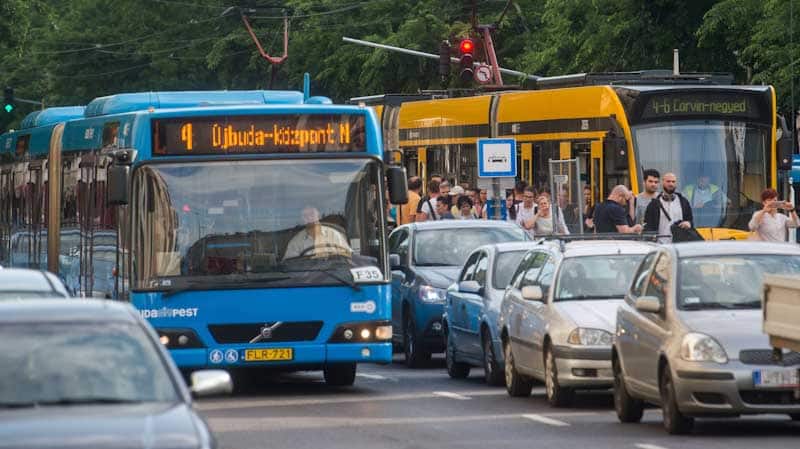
<box><xmin>748</xmin><ymin>188</ymin><xmax>799</xmax><ymax>242</ymax></box>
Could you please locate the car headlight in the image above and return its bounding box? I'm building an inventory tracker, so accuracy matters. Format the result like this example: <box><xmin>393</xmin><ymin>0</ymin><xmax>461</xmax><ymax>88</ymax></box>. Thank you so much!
<box><xmin>680</xmin><ymin>332</ymin><xmax>728</xmax><ymax>364</ymax></box>
<box><xmin>418</xmin><ymin>285</ymin><xmax>447</xmax><ymax>303</ymax></box>
<box><xmin>567</xmin><ymin>328</ymin><xmax>613</xmax><ymax>346</ymax></box>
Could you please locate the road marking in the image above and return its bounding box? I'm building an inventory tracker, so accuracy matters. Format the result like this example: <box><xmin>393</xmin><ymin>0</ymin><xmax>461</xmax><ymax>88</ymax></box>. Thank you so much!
<box><xmin>521</xmin><ymin>414</ymin><xmax>570</xmax><ymax>427</ymax></box>
<box><xmin>635</xmin><ymin>444</ymin><xmax>671</xmax><ymax>449</ymax></box>
<box><xmin>208</xmin><ymin>412</ymin><xmax>594</xmax><ymax>432</ymax></box>
<box><xmin>356</xmin><ymin>373</ymin><xmax>387</xmax><ymax>380</ymax></box>
<box><xmin>433</xmin><ymin>391</ymin><xmax>471</xmax><ymax>400</ymax></box>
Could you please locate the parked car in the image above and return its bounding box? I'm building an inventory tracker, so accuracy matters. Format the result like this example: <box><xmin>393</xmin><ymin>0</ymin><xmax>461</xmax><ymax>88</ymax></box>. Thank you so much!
<box><xmin>613</xmin><ymin>242</ymin><xmax>800</xmax><ymax>434</ymax></box>
<box><xmin>388</xmin><ymin>220</ymin><xmax>527</xmax><ymax>367</ymax></box>
<box><xmin>444</xmin><ymin>242</ymin><xmax>534</xmax><ymax>384</ymax></box>
<box><xmin>0</xmin><ymin>299</ymin><xmax>231</xmax><ymax>448</ymax></box>
<box><xmin>499</xmin><ymin>240</ymin><xmax>651</xmax><ymax>405</ymax></box>
<box><xmin>0</xmin><ymin>268</ymin><xmax>70</xmax><ymax>300</ymax></box>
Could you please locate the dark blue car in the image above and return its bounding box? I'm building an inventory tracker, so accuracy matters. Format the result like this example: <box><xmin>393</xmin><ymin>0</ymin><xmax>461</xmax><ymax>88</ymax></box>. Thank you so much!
<box><xmin>387</xmin><ymin>221</ymin><xmax>527</xmax><ymax>367</ymax></box>
<box><xmin>443</xmin><ymin>242</ymin><xmax>535</xmax><ymax>384</ymax></box>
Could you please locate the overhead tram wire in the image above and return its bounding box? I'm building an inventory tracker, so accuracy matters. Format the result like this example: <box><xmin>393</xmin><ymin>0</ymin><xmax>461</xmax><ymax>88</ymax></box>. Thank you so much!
<box><xmin>30</xmin><ymin>15</ymin><xmax>228</xmax><ymax>56</ymax></box>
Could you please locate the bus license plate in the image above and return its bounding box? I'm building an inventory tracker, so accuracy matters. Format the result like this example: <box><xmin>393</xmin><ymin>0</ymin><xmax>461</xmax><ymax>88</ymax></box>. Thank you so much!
<box><xmin>244</xmin><ymin>348</ymin><xmax>293</xmax><ymax>362</ymax></box>
<box><xmin>753</xmin><ymin>369</ymin><xmax>799</xmax><ymax>388</ymax></box>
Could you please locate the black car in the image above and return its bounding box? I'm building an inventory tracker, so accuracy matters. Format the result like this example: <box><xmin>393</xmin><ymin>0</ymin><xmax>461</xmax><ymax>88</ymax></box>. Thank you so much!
<box><xmin>0</xmin><ymin>299</ymin><xmax>232</xmax><ymax>449</ymax></box>
<box><xmin>388</xmin><ymin>220</ymin><xmax>527</xmax><ymax>367</ymax></box>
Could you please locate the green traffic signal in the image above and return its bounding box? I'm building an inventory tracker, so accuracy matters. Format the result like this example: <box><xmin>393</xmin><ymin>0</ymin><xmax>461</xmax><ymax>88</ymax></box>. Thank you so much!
<box><xmin>3</xmin><ymin>87</ymin><xmax>14</xmax><ymax>113</ymax></box>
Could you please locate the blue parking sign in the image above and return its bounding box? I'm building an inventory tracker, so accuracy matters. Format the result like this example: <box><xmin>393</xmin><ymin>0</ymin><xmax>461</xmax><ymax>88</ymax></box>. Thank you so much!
<box><xmin>478</xmin><ymin>138</ymin><xmax>516</xmax><ymax>178</ymax></box>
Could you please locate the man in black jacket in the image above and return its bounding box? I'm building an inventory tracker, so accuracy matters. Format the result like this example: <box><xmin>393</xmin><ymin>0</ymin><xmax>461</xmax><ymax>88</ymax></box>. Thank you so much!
<box><xmin>644</xmin><ymin>172</ymin><xmax>693</xmax><ymax>241</ymax></box>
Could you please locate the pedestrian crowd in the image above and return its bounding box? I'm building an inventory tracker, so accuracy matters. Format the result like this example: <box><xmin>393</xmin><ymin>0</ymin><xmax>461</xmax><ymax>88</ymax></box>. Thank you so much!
<box><xmin>390</xmin><ymin>169</ymin><xmax>798</xmax><ymax>243</ymax></box>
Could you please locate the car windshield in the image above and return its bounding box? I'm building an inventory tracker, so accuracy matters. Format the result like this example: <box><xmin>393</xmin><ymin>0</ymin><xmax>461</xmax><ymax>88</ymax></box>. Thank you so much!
<box><xmin>678</xmin><ymin>255</ymin><xmax>800</xmax><ymax>310</ymax></box>
<box><xmin>413</xmin><ymin>227</ymin><xmax>526</xmax><ymax>267</ymax></box>
<box><xmin>0</xmin><ymin>291</ymin><xmax>62</xmax><ymax>300</ymax></box>
<box><xmin>554</xmin><ymin>254</ymin><xmax>646</xmax><ymax>301</ymax></box>
<box><xmin>131</xmin><ymin>159</ymin><xmax>386</xmax><ymax>291</ymax></box>
<box><xmin>633</xmin><ymin>120</ymin><xmax>769</xmax><ymax>229</ymax></box>
<box><xmin>0</xmin><ymin>322</ymin><xmax>178</xmax><ymax>406</ymax></box>
<box><xmin>493</xmin><ymin>250</ymin><xmax>528</xmax><ymax>289</ymax></box>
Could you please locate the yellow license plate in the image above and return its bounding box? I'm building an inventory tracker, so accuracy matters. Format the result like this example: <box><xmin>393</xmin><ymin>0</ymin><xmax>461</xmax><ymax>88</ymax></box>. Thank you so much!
<box><xmin>244</xmin><ymin>348</ymin><xmax>293</xmax><ymax>362</ymax></box>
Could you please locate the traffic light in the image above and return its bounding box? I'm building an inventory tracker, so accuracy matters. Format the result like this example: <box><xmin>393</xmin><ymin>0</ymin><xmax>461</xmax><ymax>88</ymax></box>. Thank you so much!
<box><xmin>438</xmin><ymin>41</ymin><xmax>451</xmax><ymax>78</ymax></box>
<box><xmin>458</xmin><ymin>39</ymin><xmax>475</xmax><ymax>82</ymax></box>
<box><xmin>3</xmin><ymin>87</ymin><xmax>13</xmax><ymax>114</ymax></box>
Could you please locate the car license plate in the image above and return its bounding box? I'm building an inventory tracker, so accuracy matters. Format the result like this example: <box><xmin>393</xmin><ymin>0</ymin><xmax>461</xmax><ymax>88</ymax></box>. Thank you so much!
<box><xmin>244</xmin><ymin>348</ymin><xmax>293</xmax><ymax>362</ymax></box>
<box><xmin>753</xmin><ymin>368</ymin><xmax>800</xmax><ymax>388</ymax></box>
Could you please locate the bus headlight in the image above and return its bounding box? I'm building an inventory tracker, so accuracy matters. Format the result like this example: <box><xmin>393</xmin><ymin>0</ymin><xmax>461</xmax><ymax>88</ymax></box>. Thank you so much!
<box><xmin>329</xmin><ymin>321</ymin><xmax>392</xmax><ymax>343</ymax></box>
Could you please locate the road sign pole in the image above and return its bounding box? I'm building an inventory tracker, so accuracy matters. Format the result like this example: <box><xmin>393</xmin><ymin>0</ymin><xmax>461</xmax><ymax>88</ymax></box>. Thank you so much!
<box><xmin>492</xmin><ymin>177</ymin><xmax>501</xmax><ymax>220</ymax></box>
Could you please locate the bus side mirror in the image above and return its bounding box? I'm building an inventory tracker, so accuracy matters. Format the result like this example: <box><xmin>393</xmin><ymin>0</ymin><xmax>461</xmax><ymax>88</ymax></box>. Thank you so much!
<box><xmin>107</xmin><ymin>164</ymin><xmax>130</xmax><ymax>206</ymax></box>
<box><xmin>604</xmin><ymin>136</ymin><xmax>629</xmax><ymax>171</ymax></box>
<box><xmin>777</xmin><ymin>135</ymin><xmax>794</xmax><ymax>171</ymax></box>
<box><xmin>387</xmin><ymin>166</ymin><xmax>409</xmax><ymax>205</ymax></box>
<box><xmin>777</xmin><ymin>115</ymin><xmax>794</xmax><ymax>171</ymax></box>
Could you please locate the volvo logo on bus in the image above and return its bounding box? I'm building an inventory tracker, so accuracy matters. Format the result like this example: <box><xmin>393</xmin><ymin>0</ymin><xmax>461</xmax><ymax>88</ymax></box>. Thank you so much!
<box><xmin>250</xmin><ymin>322</ymin><xmax>283</xmax><ymax>343</ymax></box>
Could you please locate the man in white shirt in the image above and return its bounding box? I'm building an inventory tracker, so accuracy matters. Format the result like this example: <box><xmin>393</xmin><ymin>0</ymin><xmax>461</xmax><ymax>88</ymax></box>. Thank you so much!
<box><xmin>515</xmin><ymin>187</ymin><xmax>538</xmax><ymax>237</ymax></box>
<box><xmin>284</xmin><ymin>206</ymin><xmax>351</xmax><ymax>260</ymax></box>
<box><xmin>417</xmin><ymin>179</ymin><xmax>441</xmax><ymax>221</ymax></box>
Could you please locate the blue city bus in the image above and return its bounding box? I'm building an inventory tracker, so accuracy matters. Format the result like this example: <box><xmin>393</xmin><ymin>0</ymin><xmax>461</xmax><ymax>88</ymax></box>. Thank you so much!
<box><xmin>0</xmin><ymin>87</ymin><xmax>408</xmax><ymax>386</ymax></box>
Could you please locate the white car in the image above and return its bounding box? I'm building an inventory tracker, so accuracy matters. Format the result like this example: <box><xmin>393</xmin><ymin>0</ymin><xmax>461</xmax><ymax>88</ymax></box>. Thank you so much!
<box><xmin>499</xmin><ymin>240</ymin><xmax>652</xmax><ymax>406</ymax></box>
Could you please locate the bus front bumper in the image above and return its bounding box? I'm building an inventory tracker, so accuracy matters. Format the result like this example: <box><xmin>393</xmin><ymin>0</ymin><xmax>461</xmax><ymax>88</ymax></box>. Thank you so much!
<box><xmin>170</xmin><ymin>342</ymin><xmax>393</xmax><ymax>370</ymax></box>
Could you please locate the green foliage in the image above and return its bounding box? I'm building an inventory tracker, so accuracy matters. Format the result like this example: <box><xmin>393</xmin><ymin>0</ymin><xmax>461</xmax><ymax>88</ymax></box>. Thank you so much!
<box><xmin>0</xmin><ymin>0</ymin><xmax>798</xmax><ymax>130</ymax></box>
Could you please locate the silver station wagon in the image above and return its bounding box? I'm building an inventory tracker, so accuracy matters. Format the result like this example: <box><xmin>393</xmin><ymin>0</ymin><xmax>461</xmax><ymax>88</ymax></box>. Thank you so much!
<box><xmin>499</xmin><ymin>240</ymin><xmax>652</xmax><ymax>406</ymax></box>
<box><xmin>613</xmin><ymin>242</ymin><xmax>800</xmax><ymax>434</ymax></box>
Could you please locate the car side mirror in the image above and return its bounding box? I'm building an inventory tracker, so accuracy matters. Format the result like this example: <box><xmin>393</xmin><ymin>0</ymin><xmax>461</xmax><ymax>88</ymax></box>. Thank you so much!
<box><xmin>190</xmin><ymin>370</ymin><xmax>233</xmax><ymax>398</ymax></box>
<box><xmin>389</xmin><ymin>253</ymin><xmax>402</xmax><ymax>270</ymax></box>
<box><xmin>458</xmin><ymin>280</ymin><xmax>483</xmax><ymax>295</ymax></box>
<box><xmin>635</xmin><ymin>296</ymin><xmax>662</xmax><ymax>314</ymax></box>
<box><xmin>521</xmin><ymin>285</ymin><xmax>544</xmax><ymax>302</ymax></box>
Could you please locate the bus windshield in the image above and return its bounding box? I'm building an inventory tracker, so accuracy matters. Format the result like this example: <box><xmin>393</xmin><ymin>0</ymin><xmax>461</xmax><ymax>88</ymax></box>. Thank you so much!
<box><xmin>632</xmin><ymin>120</ymin><xmax>770</xmax><ymax>229</ymax></box>
<box><xmin>131</xmin><ymin>158</ymin><xmax>386</xmax><ymax>291</ymax></box>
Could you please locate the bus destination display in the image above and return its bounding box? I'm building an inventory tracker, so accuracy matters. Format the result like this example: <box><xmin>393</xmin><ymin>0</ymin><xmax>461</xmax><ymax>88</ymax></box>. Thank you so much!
<box><xmin>153</xmin><ymin>114</ymin><xmax>366</xmax><ymax>155</ymax></box>
<box><xmin>639</xmin><ymin>92</ymin><xmax>765</xmax><ymax>122</ymax></box>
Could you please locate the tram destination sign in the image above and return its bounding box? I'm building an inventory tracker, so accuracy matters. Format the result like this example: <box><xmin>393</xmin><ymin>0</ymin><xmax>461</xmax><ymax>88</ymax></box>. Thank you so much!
<box><xmin>637</xmin><ymin>91</ymin><xmax>768</xmax><ymax>123</ymax></box>
<box><xmin>153</xmin><ymin>114</ymin><xmax>366</xmax><ymax>155</ymax></box>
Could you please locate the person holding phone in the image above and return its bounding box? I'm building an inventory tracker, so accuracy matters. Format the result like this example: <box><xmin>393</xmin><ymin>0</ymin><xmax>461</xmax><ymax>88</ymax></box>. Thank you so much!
<box><xmin>748</xmin><ymin>188</ymin><xmax>799</xmax><ymax>242</ymax></box>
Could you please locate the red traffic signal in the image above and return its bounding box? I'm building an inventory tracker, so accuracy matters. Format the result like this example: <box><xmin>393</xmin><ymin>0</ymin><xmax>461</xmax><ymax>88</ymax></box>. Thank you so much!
<box><xmin>458</xmin><ymin>39</ymin><xmax>475</xmax><ymax>82</ymax></box>
<box><xmin>459</xmin><ymin>39</ymin><xmax>474</xmax><ymax>55</ymax></box>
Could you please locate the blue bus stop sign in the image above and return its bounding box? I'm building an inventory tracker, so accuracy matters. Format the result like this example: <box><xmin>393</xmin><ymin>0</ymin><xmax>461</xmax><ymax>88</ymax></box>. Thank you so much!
<box><xmin>478</xmin><ymin>138</ymin><xmax>516</xmax><ymax>178</ymax></box>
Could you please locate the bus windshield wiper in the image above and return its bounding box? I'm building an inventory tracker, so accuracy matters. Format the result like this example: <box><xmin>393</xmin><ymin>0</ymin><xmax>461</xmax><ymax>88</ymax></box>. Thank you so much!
<box><xmin>415</xmin><ymin>262</ymin><xmax>454</xmax><ymax>267</ymax></box>
<box><xmin>1</xmin><ymin>398</ymin><xmax>143</xmax><ymax>408</ymax></box>
<box><xmin>278</xmin><ymin>267</ymin><xmax>361</xmax><ymax>292</ymax></box>
<box><xmin>161</xmin><ymin>273</ymin><xmax>291</xmax><ymax>298</ymax></box>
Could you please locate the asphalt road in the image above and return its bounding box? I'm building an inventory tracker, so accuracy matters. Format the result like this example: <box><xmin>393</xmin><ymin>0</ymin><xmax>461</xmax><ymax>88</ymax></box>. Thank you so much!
<box><xmin>197</xmin><ymin>355</ymin><xmax>799</xmax><ymax>449</ymax></box>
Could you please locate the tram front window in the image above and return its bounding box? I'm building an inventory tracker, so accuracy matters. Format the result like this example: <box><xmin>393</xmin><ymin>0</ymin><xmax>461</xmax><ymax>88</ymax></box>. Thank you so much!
<box><xmin>130</xmin><ymin>159</ymin><xmax>386</xmax><ymax>291</ymax></box>
<box><xmin>632</xmin><ymin>120</ymin><xmax>770</xmax><ymax>230</ymax></box>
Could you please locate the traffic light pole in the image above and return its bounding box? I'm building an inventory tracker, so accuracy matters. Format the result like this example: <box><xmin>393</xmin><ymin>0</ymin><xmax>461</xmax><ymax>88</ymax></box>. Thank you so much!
<box><xmin>478</xmin><ymin>26</ymin><xmax>503</xmax><ymax>86</ymax></box>
<box><xmin>15</xmin><ymin>97</ymin><xmax>45</xmax><ymax>108</ymax></box>
<box><xmin>342</xmin><ymin>37</ymin><xmax>539</xmax><ymax>81</ymax></box>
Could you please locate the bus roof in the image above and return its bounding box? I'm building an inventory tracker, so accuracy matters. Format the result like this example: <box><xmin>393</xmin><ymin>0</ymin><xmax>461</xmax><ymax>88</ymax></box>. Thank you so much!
<box><xmin>20</xmin><ymin>106</ymin><xmax>86</xmax><ymax>129</ymax></box>
<box><xmin>84</xmin><ymin>90</ymin><xmax>322</xmax><ymax>117</ymax></box>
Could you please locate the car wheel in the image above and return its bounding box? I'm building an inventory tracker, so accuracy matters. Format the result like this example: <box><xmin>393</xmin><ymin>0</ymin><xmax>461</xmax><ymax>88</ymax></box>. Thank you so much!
<box><xmin>613</xmin><ymin>356</ymin><xmax>644</xmax><ymax>423</ymax></box>
<box><xmin>660</xmin><ymin>366</ymin><xmax>694</xmax><ymax>434</ymax></box>
<box><xmin>324</xmin><ymin>363</ymin><xmax>357</xmax><ymax>386</ymax></box>
<box><xmin>483</xmin><ymin>331</ymin><xmax>504</xmax><ymax>386</ymax></box>
<box><xmin>445</xmin><ymin>329</ymin><xmax>470</xmax><ymax>379</ymax></box>
<box><xmin>504</xmin><ymin>338</ymin><xmax>533</xmax><ymax>397</ymax></box>
<box><xmin>404</xmin><ymin>315</ymin><xmax>430</xmax><ymax>368</ymax></box>
<box><xmin>545</xmin><ymin>345</ymin><xmax>574</xmax><ymax>407</ymax></box>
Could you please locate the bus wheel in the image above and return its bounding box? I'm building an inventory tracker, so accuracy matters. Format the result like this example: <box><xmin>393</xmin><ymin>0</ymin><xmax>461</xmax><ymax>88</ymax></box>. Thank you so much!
<box><xmin>324</xmin><ymin>363</ymin><xmax>357</xmax><ymax>386</ymax></box>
